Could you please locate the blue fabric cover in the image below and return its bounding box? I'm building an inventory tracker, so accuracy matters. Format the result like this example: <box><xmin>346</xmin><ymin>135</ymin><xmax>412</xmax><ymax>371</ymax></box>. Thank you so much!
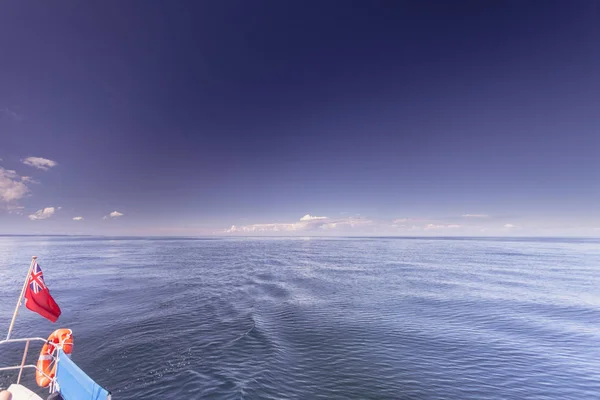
<box><xmin>55</xmin><ymin>349</ymin><xmax>109</xmax><ymax>400</ymax></box>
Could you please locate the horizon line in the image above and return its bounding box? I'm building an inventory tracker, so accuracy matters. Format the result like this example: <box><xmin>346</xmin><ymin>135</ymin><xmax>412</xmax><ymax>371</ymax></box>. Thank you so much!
<box><xmin>0</xmin><ymin>234</ymin><xmax>598</xmax><ymax>240</ymax></box>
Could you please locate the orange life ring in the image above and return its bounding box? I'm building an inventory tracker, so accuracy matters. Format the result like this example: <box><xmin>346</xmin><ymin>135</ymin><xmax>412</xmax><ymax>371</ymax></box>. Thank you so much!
<box><xmin>36</xmin><ymin>328</ymin><xmax>74</xmax><ymax>388</ymax></box>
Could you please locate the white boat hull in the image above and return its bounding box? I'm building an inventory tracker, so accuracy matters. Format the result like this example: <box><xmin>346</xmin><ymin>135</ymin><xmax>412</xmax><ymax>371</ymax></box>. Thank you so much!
<box><xmin>7</xmin><ymin>384</ymin><xmax>43</xmax><ymax>400</ymax></box>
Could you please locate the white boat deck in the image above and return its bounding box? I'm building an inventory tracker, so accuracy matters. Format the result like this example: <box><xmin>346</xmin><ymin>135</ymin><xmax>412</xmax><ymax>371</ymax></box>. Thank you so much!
<box><xmin>6</xmin><ymin>384</ymin><xmax>43</xmax><ymax>400</ymax></box>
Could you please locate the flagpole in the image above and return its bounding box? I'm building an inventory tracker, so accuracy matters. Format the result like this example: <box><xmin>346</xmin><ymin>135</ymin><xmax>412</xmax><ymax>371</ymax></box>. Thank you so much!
<box><xmin>6</xmin><ymin>256</ymin><xmax>37</xmax><ymax>340</ymax></box>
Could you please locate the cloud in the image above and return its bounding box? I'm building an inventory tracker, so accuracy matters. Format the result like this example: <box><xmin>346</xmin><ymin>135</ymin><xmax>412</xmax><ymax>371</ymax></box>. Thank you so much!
<box><xmin>225</xmin><ymin>214</ymin><xmax>371</xmax><ymax>234</ymax></box>
<box><xmin>320</xmin><ymin>217</ymin><xmax>372</xmax><ymax>230</ymax></box>
<box><xmin>0</xmin><ymin>167</ymin><xmax>30</xmax><ymax>203</ymax></box>
<box><xmin>0</xmin><ymin>108</ymin><xmax>22</xmax><ymax>121</ymax></box>
<box><xmin>104</xmin><ymin>210</ymin><xmax>124</xmax><ymax>219</ymax></box>
<box><xmin>300</xmin><ymin>214</ymin><xmax>327</xmax><ymax>221</ymax></box>
<box><xmin>22</xmin><ymin>157</ymin><xmax>57</xmax><ymax>171</ymax></box>
<box><xmin>21</xmin><ymin>176</ymin><xmax>40</xmax><ymax>184</ymax></box>
<box><xmin>28</xmin><ymin>207</ymin><xmax>56</xmax><ymax>220</ymax></box>
<box><xmin>226</xmin><ymin>223</ymin><xmax>297</xmax><ymax>233</ymax></box>
<box><xmin>72</xmin><ymin>216</ymin><xmax>84</xmax><ymax>221</ymax></box>
<box><xmin>392</xmin><ymin>218</ymin><xmax>426</xmax><ymax>230</ymax></box>
<box><xmin>7</xmin><ymin>204</ymin><xmax>25</xmax><ymax>215</ymax></box>
<box><xmin>504</xmin><ymin>223</ymin><xmax>517</xmax><ymax>229</ymax></box>
<box><xmin>392</xmin><ymin>223</ymin><xmax>422</xmax><ymax>230</ymax></box>
<box><xmin>462</xmin><ymin>214</ymin><xmax>489</xmax><ymax>218</ymax></box>
<box><xmin>424</xmin><ymin>223</ymin><xmax>462</xmax><ymax>230</ymax></box>
<box><xmin>393</xmin><ymin>217</ymin><xmax>433</xmax><ymax>224</ymax></box>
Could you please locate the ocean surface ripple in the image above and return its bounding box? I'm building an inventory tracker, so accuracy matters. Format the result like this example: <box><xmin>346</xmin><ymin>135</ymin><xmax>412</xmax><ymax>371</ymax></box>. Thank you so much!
<box><xmin>1</xmin><ymin>236</ymin><xmax>599</xmax><ymax>399</ymax></box>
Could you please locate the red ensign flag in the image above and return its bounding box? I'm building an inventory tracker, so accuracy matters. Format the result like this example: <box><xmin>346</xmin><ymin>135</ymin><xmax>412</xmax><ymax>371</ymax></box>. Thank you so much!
<box><xmin>24</xmin><ymin>262</ymin><xmax>61</xmax><ymax>322</ymax></box>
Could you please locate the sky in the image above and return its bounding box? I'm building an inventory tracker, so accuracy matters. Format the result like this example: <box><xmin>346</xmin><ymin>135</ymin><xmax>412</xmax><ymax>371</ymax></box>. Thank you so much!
<box><xmin>0</xmin><ymin>1</ymin><xmax>599</xmax><ymax>236</ymax></box>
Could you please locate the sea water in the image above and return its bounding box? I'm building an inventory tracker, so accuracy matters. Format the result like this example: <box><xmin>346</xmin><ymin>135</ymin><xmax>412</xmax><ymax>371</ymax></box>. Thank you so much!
<box><xmin>1</xmin><ymin>236</ymin><xmax>599</xmax><ymax>399</ymax></box>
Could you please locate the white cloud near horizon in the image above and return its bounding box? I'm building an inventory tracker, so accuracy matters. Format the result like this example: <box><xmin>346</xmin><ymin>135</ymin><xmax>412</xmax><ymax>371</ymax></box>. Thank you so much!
<box><xmin>393</xmin><ymin>218</ymin><xmax>422</xmax><ymax>223</ymax></box>
<box><xmin>0</xmin><ymin>167</ymin><xmax>30</xmax><ymax>203</ymax></box>
<box><xmin>28</xmin><ymin>207</ymin><xmax>56</xmax><ymax>220</ymax></box>
<box><xmin>424</xmin><ymin>223</ymin><xmax>462</xmax><ymax>230</ymax></box>
<box><xmin>73</xmin><ymin>216</ymin><xmax>84</xmax><ymax>221</ymax></box>
<box><xmin>462</xmin><ymin>214</ymin><xmax>489</xmax><ymax>218</ymax></box>
<box><xmin>226</xmin><ymin>214</ymin><xmax>371</xmax><ymax>234</ymax></box>
<box><xmin>319</xmin><ymin>217</ymin><xmax>372</xmax><ymax>230</ymax></box>
<box><xmin>103</xmin><ymin>211</ymin><xmax>124</xmax><ymax>219</ymax></box>
<box><xmin>392</xmin><ymin>223</ymin><xmax>422</xmax><ymax>230</ymax></box>
<box><xmin>22</xmin><ymin>157</ymin><xmax>57</xmax><ymax>171</ymax></box>
<box><xmin>225</xmin><ymin>214</ymin><xmax>544</xmax><ymax>235</ymax></box>
<box><xmin>299</xmin><ymin>214</ymin><xmax>327</xmax><ymax>221</ymax></box>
